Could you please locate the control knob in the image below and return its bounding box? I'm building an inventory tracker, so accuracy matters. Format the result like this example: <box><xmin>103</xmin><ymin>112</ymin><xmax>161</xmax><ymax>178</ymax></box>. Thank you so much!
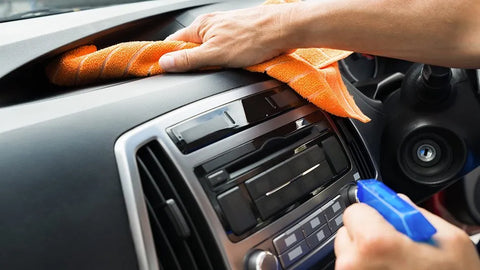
<box><xmin>246</xmin><ymin>250</ymin><xmax>280</xmax><ymax>270</ymax></box>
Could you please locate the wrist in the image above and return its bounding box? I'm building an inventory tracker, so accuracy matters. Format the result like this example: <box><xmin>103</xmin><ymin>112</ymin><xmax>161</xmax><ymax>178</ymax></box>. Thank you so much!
<box><xmin>276</xmin><ymin>1</ymin><xmax>344</xmax><ymax>49</ymax></box>
<box><xmin>275</xmin><ymin>2</ymin><xmax>315</xmax><ymax>49</ymax></box>
<box><xmin>254</xmin><ymin>3</ymin><xmax>302</xmax><ymax>52</ymax></box>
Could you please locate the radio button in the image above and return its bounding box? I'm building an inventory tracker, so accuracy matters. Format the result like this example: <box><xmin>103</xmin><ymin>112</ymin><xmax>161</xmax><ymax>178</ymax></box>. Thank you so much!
<box><xmin>273</xmin><ymin>228</ymin><xmax>304</xmax><ymax>254</ymax></box>
<box><xmin>328</xmin><ymin>213</ymin><xmax>344</xmax><ymax>232</ymax></box>
<box><xmin>278</xmin><ymin>241</ymin><xmax>310</xmax><ymax>268</ymax></box>
<box><xmin>306</xmin><ymin>225</ymin><xmax>331</xmax><ymax>249</ymax></box>
<box><xmin>206</xmin><ymin>169</ymin><xmax>229</xmax><ymax>186</ymax></box>
<box><xmin>217</xmin><ymin>187</ymin><xmax>257</xmax><ymax>235</ymax></box>
<box><xmin>324</xmin><ymin>199</ymin><xmax>344</xmax><ymax>220</ymax></box>
<box><xmin>302</xmin><ymin>214</ymin><xmax>326</xmax><ymax>236</ymax></box>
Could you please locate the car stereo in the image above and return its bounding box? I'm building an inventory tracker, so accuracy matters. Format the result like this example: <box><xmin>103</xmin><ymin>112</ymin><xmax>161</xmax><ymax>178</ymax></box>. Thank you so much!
<box><xmin>115</xmin><ymin>79</ymin><xmax>375</xmax><ymax>270</ymax></box>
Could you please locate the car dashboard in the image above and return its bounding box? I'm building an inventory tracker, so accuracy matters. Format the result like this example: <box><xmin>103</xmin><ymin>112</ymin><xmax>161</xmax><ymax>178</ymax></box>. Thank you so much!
<box><xmin>1</xmin><ymin>1</ymin><xmax>478</xmax><ymax>270</ymax></box>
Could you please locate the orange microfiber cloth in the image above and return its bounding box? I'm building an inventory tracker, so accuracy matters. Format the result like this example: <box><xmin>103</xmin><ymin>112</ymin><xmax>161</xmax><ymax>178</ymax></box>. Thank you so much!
<box><xmin>45</xmin><ymin>5</ymin><xmax>370</xmax><ymax>123</ymax></box>
<box><xmin>45</xmin><ymin>43</ymin><xmax>370</xmax><ymax>122</ymax></box>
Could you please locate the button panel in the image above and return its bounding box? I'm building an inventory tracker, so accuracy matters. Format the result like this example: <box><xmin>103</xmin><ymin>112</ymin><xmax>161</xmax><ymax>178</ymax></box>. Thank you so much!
<box><xmin>272</xmin><ymin>195</ymin><xmax>346</xmax><ymax>269</ymax></box>
<box><xmin>278</xmin><ymin>241</ymin><xmax>310</xmax><ymax>268</ymax></box>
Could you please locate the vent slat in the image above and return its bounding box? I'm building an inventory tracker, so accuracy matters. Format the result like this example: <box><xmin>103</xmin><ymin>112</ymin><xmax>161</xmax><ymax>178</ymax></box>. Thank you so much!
<box><xmin>136</xmin><ymin>156</ymin><xmax>166</xmax><ymax>208</ymax></box>
<box><xmin>143</xmin><ymin>146</ymin><xmax>199</xmax><ymax>270</ymax></box>
<box><xmin>145</xmin><ymin>146</ymin><xmax>184</xmax><ymax>203</ymax></box>
<box><xmin>146</xmin><ymin>200</ymin><xmax>181</xmax><ymax>270</ymax></box>
<box><xmin>349</xmin><ymin>141</ymin><xmax>375</xmax><ymax>179</ymax></box>
<box><xmin>146</xmin><ymin>144</ymin><xmax>213</xmax><ymax>270</ymax></box>
<box><xmin>136</xmin><ymin>141</ymin><xmax>215</xmax><ymax>270</ymax></box>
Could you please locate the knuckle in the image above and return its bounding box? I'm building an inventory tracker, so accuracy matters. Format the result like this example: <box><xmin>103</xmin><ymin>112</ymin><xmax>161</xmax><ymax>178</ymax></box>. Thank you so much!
<box><xmin>446</xmin><ymin>228</ymin><xmax>470</xmax><ymax>245</ymax></box>
<box><xmin>196</xmin><ymin>12</ymin><xmax>215</xmax><ymax>24</ymax></box>
<box><xmin>195</xmin><ymin>13</ymin><xmax>207</xmax><ymax>21</ymax></box>
<box><xmin>193</xmin><ymin>13</ymin><xmax>218</xmax><ymax>40</ymax></box>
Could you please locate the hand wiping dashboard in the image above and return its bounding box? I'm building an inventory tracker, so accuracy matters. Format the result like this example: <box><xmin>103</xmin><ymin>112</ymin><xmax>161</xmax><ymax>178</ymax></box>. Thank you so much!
<box><xmin>45</xmin><ymin>0</ymin><xmax>370</xmax><ymax>123</ymax></box>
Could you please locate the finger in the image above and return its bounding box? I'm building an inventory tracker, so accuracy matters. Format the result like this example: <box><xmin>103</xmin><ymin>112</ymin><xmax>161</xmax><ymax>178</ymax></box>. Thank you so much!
<box><xmin>334</xmin><ymin>227</ymin><xmax>357</xmax><ymax>270</ymax></box>
<box><xmin>165</xmin><ymin>26</ymin><xmax>202</xmax><ymax>43</ymax></box>
<box><xmin>334</xmin><ymin>226</ymin><xmax>353</xmax><ymax>256</ymax></box>
<box><xmin>342</xmin><ymin>203</ymin><xmax>397</xmax><ymax>241</ymax></box>
<box><xmin>159</xmin><ymin>45</ymin><xmax>214</xmax><ymax>72</ymax></box>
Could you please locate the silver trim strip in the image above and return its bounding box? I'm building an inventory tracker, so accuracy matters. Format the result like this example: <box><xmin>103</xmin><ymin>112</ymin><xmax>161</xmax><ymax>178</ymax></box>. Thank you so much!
<box><xmin>301</xmin><ymin>164</ymin><xmax>321</xmax><ymax>177</ymax></box>
<box><xmin>266</xmin><ymin>181</ymin><xmax>291</xmax><ymax>197</ymax></box>
<box><xmin>265</xmin><ymin>163</ymin><xmax>321</xmax><ymax>197</ymax></box>
<box><xmin>115</xmin><ymin>135</ymin><xmax>159</xmax><ymax>270</ymax></box>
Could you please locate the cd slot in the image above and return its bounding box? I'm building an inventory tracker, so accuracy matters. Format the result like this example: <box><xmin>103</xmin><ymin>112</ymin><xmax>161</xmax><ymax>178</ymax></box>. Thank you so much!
<box><xmin>168</xmin><ymin>85</ymin><xmax>306</xmax><ymax>154</ymax></box>
<box><xmin>227</xmin><ymin>125</ymin><xmax>324</xmax><ymax>180</ymax></box>
<box><xmin>194</xmin><ymin>109</ymin><xmax>352</xmax><ymax>239</ymax></box>
<box><xmin>244</xmin><ymin>145</ymin><xmax>333</xmax><ymax>220</ymax></box>
<box><xmin>255</xmin><ymin>160</ymin><xmax>332</xmax><ymax>220</ymax></box>
<box><xmin>244</xmin><ymin>145</ymin><xmax>326</xmax><ymax>200</ymax></box>
<box><xmin>196</xmin><ymin>111</ymin><xmax>329</xmax><ymax>177</ymax></box>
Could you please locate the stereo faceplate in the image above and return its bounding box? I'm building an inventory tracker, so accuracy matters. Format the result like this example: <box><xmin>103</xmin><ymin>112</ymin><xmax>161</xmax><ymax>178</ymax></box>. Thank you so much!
<box><xmin>115</xmin><ymin>80</ymin><xmax>372</xmax><ymax>270</ymax></box>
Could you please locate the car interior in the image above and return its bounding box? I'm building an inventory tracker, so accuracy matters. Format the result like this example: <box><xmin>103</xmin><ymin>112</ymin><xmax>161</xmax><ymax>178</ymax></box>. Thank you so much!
<box><xmin>1</xmin><ymin>0</ymin><xmax>480</xmax><ymax>269</ymax></box>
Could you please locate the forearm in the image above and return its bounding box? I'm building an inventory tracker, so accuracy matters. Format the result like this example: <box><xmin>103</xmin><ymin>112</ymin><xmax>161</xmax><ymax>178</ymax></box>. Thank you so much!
<box><xmin>160</xmin><ymin>0</ymin><xmax>480</xmax><ymax>71</ymax></box>
<box><xmin>283</xmin><ymin>0</ymin><xmax>480</xmax><ymax>68</ymax></box>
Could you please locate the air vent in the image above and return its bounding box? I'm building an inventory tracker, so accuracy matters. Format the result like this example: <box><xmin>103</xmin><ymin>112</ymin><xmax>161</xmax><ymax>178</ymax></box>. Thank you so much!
<box><xmin>136</xmin><ymin>141</ymin><xmax>217</xmax><ymax>270</ymax></box>
<box><xmin>349</xmin><ymin>140</ymin><xmax>375</xmax><ymax>179</ymax></box>
<box><xmin>334</xmin><ymin>118</ymin><xmax>375</xmax><ymax>179</ymax></box>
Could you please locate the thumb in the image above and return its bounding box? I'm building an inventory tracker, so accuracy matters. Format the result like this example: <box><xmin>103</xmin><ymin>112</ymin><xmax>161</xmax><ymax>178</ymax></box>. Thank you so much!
<box><xmin>159</xmin><ymin>46</ymin><xmax>211</xmax><ymax>72</ymax></box>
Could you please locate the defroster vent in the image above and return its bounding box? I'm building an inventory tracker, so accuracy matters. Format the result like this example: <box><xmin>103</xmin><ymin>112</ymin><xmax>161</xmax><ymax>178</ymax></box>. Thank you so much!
<box><xmin>136</xmin><ymin>141</ymin><xmax>218</xmax><ymax>270</ymax></box>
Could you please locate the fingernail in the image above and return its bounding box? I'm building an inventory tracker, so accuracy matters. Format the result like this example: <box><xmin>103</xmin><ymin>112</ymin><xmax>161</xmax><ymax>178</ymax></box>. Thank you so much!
<box><xmin>159</xmin><ymin>54</ymin><xmax>175</xmax><ymax>71</ymax></box>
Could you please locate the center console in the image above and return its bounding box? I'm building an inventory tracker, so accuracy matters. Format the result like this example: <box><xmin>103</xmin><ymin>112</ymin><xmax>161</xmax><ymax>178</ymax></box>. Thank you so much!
<box><xmin>115</xmin><ymin>79</ymin><xmax>376</xmax><ymax>270</ymax></box>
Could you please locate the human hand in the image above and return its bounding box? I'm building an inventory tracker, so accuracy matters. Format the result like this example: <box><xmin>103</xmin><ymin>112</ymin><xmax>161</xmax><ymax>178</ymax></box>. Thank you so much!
<box><xmin>158</xmin><ymin>4</ymin><xmax>298</xmax><ymax>72</ymax></box>
<box><xmin>334</xmin><ymin>197</ymin><xmax>480</xmax><ymax>270</ymax></box>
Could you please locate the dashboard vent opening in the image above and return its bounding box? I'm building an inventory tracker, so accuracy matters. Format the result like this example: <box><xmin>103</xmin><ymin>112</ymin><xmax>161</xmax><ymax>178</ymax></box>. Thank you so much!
<box><xmin>334</xmin><ymin>118</ymin><xmax>376</xmax><ymax>179</ymax></box>
<box><xmin>349</xmin><ymin>140</ymin><xmax>375</xmax><ymax>179</ymax></box>
<box><xmin>136</xmin><ymin>141</ymin><xmax>217</xmax><ymax>270</ymax></box>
